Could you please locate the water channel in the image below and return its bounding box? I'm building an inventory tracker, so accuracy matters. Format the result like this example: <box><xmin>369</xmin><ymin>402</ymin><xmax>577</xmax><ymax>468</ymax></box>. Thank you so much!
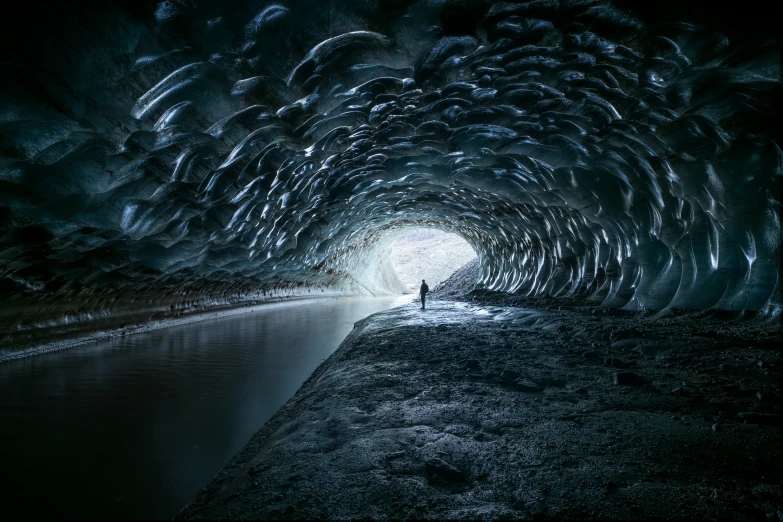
<box><xmin>0</xmin><ymin>295</ymin><xmax>412</xmax><ymax>519</ymax></box>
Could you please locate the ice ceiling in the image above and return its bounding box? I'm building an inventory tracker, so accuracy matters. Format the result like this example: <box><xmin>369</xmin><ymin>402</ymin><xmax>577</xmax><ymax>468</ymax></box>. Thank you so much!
<box><xmin>0</xmin><ymin>0</ymin><xmax>780</xmax><ymax>320</ymax></box>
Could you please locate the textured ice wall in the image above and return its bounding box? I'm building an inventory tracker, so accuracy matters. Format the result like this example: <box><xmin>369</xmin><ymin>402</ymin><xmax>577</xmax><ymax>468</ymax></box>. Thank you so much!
<box><xmin>0</xmin><ymin>0</ymin><xmax>780</xmax><ymax>334</ymax></box>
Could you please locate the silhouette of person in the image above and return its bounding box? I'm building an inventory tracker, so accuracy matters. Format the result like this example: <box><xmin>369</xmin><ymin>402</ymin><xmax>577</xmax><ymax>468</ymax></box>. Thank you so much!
<box><xmin>419</xmin><ymin>279</ymin><xmax>429</xmax><ymax>310</ymax></box>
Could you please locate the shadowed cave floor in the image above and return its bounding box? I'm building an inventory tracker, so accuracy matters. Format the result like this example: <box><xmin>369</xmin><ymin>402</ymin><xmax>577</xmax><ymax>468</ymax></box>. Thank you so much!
<box><xmin>178</xmin><ymin>298</ymin><xmax>781</xmax><ymax>520</ymax></box>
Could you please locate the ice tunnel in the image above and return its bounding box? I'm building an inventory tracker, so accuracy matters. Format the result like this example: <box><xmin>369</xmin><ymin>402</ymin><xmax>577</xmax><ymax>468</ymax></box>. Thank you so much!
<box><xmin>0</xmin><ymin>0</ymin><xmax>780</xmax><ymax>342</ymax></box>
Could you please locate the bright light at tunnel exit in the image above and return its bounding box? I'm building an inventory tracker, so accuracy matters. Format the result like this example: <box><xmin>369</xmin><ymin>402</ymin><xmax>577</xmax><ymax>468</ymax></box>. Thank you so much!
<box><xmin>389</xmin><ymin>229</ymin><xmax>477</xmax><ymax>294</ymax></box>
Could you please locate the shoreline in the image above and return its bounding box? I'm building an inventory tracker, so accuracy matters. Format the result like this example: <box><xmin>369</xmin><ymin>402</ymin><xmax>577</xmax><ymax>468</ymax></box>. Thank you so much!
<box><xmin>177</xmin><ymin>297</ymin><xmax>781</xmax><ymax>520</ymax></box>
<box><xmin>0</xmin><ymin>292</ymin><xmax>365</xmax><ymax>364</ymax></box>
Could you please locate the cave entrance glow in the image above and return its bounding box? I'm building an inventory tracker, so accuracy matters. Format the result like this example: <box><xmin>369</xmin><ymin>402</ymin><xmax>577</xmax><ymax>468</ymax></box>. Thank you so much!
<box><xmin>389</xmin><ymin>229</ymin><xmax>477</xmax><ymax>294</ymax></box>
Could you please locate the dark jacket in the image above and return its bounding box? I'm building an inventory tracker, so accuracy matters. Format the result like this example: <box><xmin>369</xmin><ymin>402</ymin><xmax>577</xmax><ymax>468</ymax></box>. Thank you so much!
<box><xmin>420</xmin><ymin>283</ymin><xmax>429</xmax><ymax>295</ymax></box>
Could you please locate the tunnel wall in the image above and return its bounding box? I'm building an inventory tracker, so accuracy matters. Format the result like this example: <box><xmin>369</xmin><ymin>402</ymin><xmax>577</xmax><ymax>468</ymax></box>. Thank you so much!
<box><xmin>0</xmin><ymin>0</ymin><xmax>780</xmax><ymax>342</ymax></box>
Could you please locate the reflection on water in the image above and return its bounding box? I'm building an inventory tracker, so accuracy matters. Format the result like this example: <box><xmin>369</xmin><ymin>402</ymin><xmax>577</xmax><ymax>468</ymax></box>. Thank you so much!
<box><xmin>0</xmin><ymin>296</ymin><xmax>412</xmax><ymax>520</ymax></box>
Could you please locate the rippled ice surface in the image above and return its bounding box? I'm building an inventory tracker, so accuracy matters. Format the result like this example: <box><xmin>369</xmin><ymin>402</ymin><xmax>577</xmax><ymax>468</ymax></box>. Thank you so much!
<box><xmin>0</xmin><ymin>296</ymin><xmax>411</xmax><ymax>520</ymax></box>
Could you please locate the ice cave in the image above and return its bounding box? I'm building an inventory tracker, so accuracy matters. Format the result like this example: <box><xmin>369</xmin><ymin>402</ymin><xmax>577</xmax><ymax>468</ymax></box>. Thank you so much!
<box><xmin>0</xmin><ymin>0</ymin><xmax>780</xmax><ymax>519</ymax></box>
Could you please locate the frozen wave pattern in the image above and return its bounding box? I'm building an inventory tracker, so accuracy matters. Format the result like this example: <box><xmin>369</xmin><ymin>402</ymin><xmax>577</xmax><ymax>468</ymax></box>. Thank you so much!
<box><xmin>0</xmin><ymin>0</ymin><xmax>780</xmax><ymax>341</ymax></box>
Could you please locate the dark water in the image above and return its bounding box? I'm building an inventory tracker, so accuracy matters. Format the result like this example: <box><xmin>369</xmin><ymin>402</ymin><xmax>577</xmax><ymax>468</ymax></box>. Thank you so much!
<box><xmin>0</xmin><ymin>296</ymin><xmax>410</xmax><ymax>520</ymax></box>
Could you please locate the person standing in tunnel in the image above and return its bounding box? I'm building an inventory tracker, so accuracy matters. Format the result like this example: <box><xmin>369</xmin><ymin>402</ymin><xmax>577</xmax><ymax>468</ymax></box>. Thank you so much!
<box><xmin>419</xmin><ymin>279</ymin><xmax>429</xmax><ymax>310</ymax></box>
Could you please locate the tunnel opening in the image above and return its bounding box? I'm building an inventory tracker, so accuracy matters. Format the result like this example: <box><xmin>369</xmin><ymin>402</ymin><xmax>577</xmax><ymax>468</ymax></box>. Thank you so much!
<box><xmin>389</xmin><ymin>228</ymin><xmax>477</xmax><ymax>294</ymax></box>
<box><xmin>334</xmin><ymin>222</ymin><xmax>483</xmax><ymax>297</ymax></box>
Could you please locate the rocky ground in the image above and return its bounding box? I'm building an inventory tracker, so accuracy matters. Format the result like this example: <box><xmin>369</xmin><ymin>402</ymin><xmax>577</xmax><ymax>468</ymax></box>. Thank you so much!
<box><xmin>430</xmin><ymin>258</ymin><xmax>480</xmax><ymax>299</ymax></box>
<box><xmin>178</xmin><ymin>284</ymin><xmax>782</xmax><ymax>520</ymax></box>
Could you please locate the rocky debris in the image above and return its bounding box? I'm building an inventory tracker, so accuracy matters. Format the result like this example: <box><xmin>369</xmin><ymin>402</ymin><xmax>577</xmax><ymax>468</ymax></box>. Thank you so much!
<box><xmin>482</xmin><ymin>421</ymin><xmax>504</xmax><ymax>434</ymax></box>
<box><xmin>178</xmin><ymin>298</ymin><xmax>782</xmax><ymax>520</ymax></box>
<box><xmin>464</xmin><ymin>359</ymin><xmax>480</xmax><ymax>370</ymax></box>
<box><xmin>610</xmin><ymin>328</ymin><xmax>645</xmax><ymax>342</ymax></box>
<box><xmin>613</xmin><ymin>372</ymin><xmax>649</xmax><ymax>386</ymax></box>
<box><xmin>603</xmin><ymin>357</ymin><xmax>635</xmax><ymax>368</ymax></box>
<box><xmin>385</xmin><ymin>450</ymin><xmax>406</xmax><ymax>460</ymax></box>
<box><xmin>499</xmin><ymin>369</ymin><xmax>520</xmax><ymax>382</ymax></box>
<box><xmin>424</xmin><ymin>458</ymin><xmax>467</xmax><ymax>486</ymax></box>
<box><xmin>738</xmin><ymin>412</ymin><xmax>779</xmax><ymax>426</ymax></box>
<box><xmin>430</xmin><ymin>259</ymin><xmax>480</xmax><ymax>300</ymax></box>
<box><xmin>516</xmin><ymin>381</ymin><xmax>545</xmax><ymax>393</ymax></box>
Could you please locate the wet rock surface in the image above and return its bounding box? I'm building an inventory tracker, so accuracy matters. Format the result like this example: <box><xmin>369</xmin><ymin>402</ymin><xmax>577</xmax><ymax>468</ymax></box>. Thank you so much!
<box><xmin>178</xmin><ymin>297</ymin><xmax>781</xmax><ymax>520</ymax></box>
